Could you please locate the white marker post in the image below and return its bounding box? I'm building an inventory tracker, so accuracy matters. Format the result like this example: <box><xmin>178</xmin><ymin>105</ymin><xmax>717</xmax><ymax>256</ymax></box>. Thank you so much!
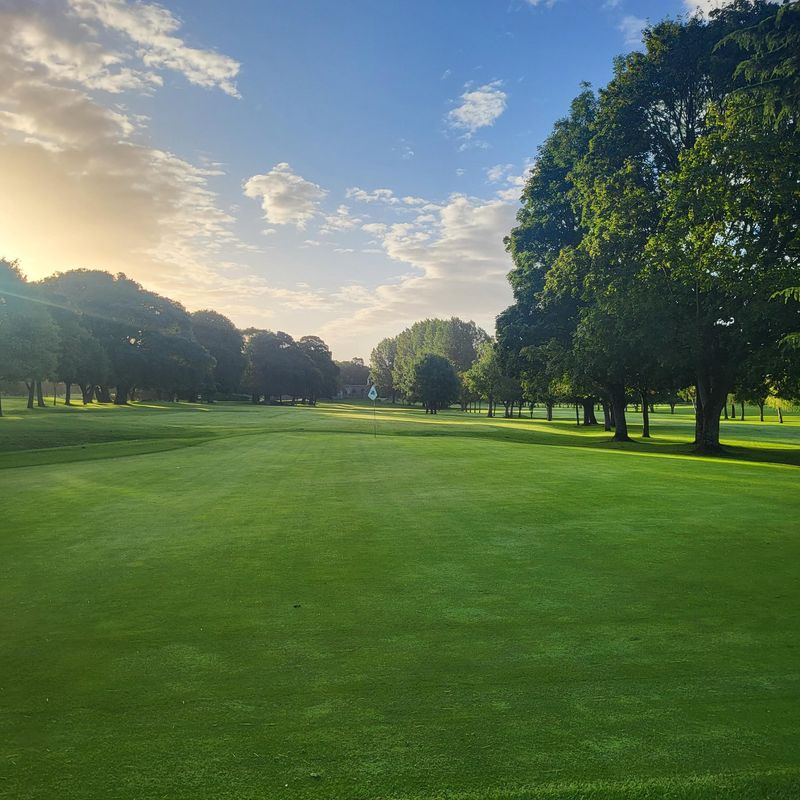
<box><xmin>368</xmin><ymin>384</ymin><xmax>378</xmax><ymax>437</ymax></box>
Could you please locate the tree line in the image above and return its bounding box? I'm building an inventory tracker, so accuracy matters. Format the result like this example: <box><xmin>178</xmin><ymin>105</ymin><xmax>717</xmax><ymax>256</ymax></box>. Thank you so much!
<box><xmin>494</xmin><ymin>0</ymin><xmax>800</xmax><ymax>452</ymax></box>
<box><xmin>369</xmin><ymin>318</ymin><xmax>489</xmax><ymax>411</ymax></box>
<box><xmin>0</xmin><ymin>263</ymin><xmax>349</xmax><ymax>416</ymax></box>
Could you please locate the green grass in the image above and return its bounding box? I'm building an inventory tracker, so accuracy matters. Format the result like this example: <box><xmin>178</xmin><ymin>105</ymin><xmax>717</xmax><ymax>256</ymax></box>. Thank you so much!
<box><xmin>1</xmin><ymin>399</ymin><xmax>799</xmax><ymax>799</ymax></box>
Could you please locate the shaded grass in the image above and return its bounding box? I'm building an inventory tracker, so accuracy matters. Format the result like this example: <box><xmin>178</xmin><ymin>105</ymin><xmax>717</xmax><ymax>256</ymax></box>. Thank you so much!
<box><xmin>1</xmin><ymin>400</ymin><xmax>799</xmax><ymax>799</ymax></box>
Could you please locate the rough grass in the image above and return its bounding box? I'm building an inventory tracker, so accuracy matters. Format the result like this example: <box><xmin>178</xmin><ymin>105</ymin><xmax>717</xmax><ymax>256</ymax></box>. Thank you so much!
<box><xmin>1</xmin><ymin>399</ymin><xmax>798</xmax><ymax>799</ymax></box>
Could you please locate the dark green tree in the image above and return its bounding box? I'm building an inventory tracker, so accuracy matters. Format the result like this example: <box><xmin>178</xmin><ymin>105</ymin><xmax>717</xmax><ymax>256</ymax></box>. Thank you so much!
<box><xmin>191</xmin><ymin>310</ymin><xmax>245</xmax><ymax>398</ymax></box>
<box><xmin>413</xmin><ymin>354</ymin><xmax>460</xmax><ymax>414</ymax></box>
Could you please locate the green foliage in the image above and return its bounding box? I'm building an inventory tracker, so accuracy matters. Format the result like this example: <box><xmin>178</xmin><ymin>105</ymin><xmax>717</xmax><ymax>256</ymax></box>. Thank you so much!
<box><xmin>499</xmin><ymin>3</ymin><xmax>800</xmax><ymax>452</ymax></box>
<box><xmin>369</xmin><ymin>336</ymin><xmax>398</xmax><ymax>399</ymax></box>
<box><xmin>0</xmin><ymin>260</ymin><xmax>59</xmax><ymax>412</ymax></box>
<box><xmin>335</xmin><ymin>356</ymin><xmax>370</xmax><ymax>386</ymax></box>
<box><xmin>388</xmin><ymin>318</ymin><xmax>489</xmax><ymax>398</ymax></box>
<box><xmin>191</xmin><ymin>310</ymin><xmax>245</xmax><ymax>397</ymax></box>
<box><xmin>412</xmin><ymin>353</ymin><xmax>461</xmax><ymax>412</ymax></box>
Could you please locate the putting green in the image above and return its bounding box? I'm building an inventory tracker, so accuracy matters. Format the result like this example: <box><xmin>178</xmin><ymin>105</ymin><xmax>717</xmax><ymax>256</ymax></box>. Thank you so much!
<box><xmin>1</xmin><ymin>400</ymin><xmax>798</xmax><ymax>799</ymax></box>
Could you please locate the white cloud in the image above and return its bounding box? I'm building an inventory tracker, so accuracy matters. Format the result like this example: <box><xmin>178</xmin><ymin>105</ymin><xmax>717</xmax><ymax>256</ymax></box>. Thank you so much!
<box><xmin>447</xmin><ymin>81</ymin><xmax>507</xmax><ymax>136</ymax></box>
<box><xmin>243</xmin><ymin>163</ymin><xmax>327</xmax><ymax>228</ymax></box>
<box><xmin>2</xmin><ymin>4</ymin><xmax>162</xmax><ymax>93</ymax></box>
<box><xmin>455</xmin><ymin>168</ymin><xmax>465</xmax><ymax>176</ymax></box>
<box><xmin>683</xmin><ymin>0</ymin><xmax>776</xmax><ymax>15</ymax></box>
<box><xmin>319</xmin><ymin>204</ymin><xmax>362</xmax><ymax>234</ymax></box>
<box><xmin>321</xmin><ymin>193</ymin><xmax>516</xmax><ymax>350</ymax></box>
<box><xmin>395</xmin><ymin>139</ymin><xmax>415</xmax><ymax>160</ymax></box>
<box><xmin>525</xmin><ymin>0</ymin><xmax>559</xmax><ymax>7</ymax></box>
<box><xmin>683</xmin><ymin>0</ymin><xmax>728</xmax><ymax>14</ymax></box>
<box><xmin>619</xmin><ymin>15</ymin><xmax>647</xmax><ymax>47</ymax></box>
<box><xmin>486</xmin><ymin>163</ymin><xmax>515</xmax><ymax>183</ymax></box>
<box><xmin>68</xmin><ymin>0</ymin><xmax>241</xmax><ymax>96</ymax></box>
<box><xmin>346</xmin><ymin>186</ymin><xmax>400</xmax><ymax>205</ymax></box>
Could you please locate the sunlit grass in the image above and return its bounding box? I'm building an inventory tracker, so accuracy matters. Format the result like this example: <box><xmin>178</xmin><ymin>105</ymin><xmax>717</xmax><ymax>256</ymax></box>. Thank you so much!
<box><xmin>1</xmin><ymin>398</ymin><xmax>799</xmax><ymax>798</ymax></box>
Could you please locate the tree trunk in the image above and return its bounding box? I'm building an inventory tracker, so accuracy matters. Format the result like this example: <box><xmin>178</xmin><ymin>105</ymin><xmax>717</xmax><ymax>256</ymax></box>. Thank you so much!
<box><xmin>731</xmin><ymin>401</ymin><xmax>736</xmax><ymax>419</ymax></box>
<box><xmin>602</xmin><ymin>401</ymin><xmax>612</xmax><ymax>431</ymax></box>
<box><xmin>581</xmin><ymin>398</ymin><xmax>597</xmax><ymax>426</ymax></box>
<box><xmin>487</xmin><ymin>395</ymin><xmax>494</xmax><ymax>418</ymax></box>
<box><xmin>114</xmin><ymin>384</ymin><xmax>129</xmax><ymax>405</ymax></box>
<box><xmin>26</xmin><ymin>381</ymin><xmax>35</xmax><ymax>409</ymax></box>
<box><xmin>694</xmin><ymin>379</ymin><xmax>729</xmax><ymax>453</ymax></box>
<box><xmin>778</xmin><ymin>407</ymin><xmax>783</xmax><ymax>424</ymax></box>
<box><xmin>724</xmin><ymin>404</ymin><xmax>728</xmax><ymax>420</ymax></box>
<box><xmin>740</xmin><ymin>400</ymin><xmax>745</xmax><ymax>421</ymax></box>
<box><xmin>758</xmin><ymin>401</ymin><xmax>764</xmax><ymax>422</ymax></box>
<box><xmin>640</xmin><ymin>390</ymin><xmax>650</xmax><ymax>438</ymax></box>
<box><xmin>96</xmin><ymin>385</ymin><xmax>112</xmax><ymax>403</ymax></box>
<box><xmin>575</xmin><ymin>403</ymin><xmax>580</xmax><ymax>426</ymax></box>
<box><xmin>546</xmin><ymin>400</ymin><xmax>553</xmax><ymax>421</ymax></box>
<box><xmin>36</xmin><ymin>380</ymin><xmax>45</xmax><ymax>407</ymax></box>
<box><xmin>609</xmin><ymin>385</ymin><xmax>630</xmax><ymax>442</ymax></box>
<box><xmin>0</xmin><ymin>391</ymin><xmax>3</xmax><ymax>417</ymax></box>
<box><xmin>65</xmin><ymin>382</ymin><xmax>72</xmax><ymax>406</ymax></box>
<box><xmin>670</xmin><ymin>402</ymin><xmax>675</xmax><ymax>414</ymax></box>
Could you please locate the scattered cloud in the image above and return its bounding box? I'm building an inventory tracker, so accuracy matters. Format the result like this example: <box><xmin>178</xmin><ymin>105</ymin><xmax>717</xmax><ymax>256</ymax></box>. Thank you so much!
<box><xmin>243</xmin><ymin>163</ymin><xmax>327</xmax><ymax>228</ymax></box>
<box><xmin>682</xmin><ymin>0</ymin><xmax>776</xmax><ymax>15</ymax></box>
<box><xmin>619</xmin><ymin>15</ymin><xmax>647</xmax><ymax>47</ymax></box>
<box><xmin>346</xmin><ymin>186</ymin><xmax>400</xmax><ymax>205</ymax></box>
<box><xmin>455</xmin><ymin>168</ymin><xmax>465</xmax><ymax>176</ymax></box>
<box><xmin>394</xmin><ymin>139</ymin><xmax>415</xmax><ymax>160</ymax></box>
<box><xmin>69</xmin><ymin>0</ymin><xmax>241</xmax><ymax>96</ymax></box>
<box><xmin>447</xmin><ymin>81</ymin><xmax>507</xmax><ymax>136</ymax></box>
<box><xmin>486</xmin><ymin>163</ymin><xmax>515</xmax><ymax>183</ymax></box>
<box><xmin>320</xmin><ymin>204</ymin><xmax>362</xmax><ymax>235</ymax></box>
<box><xmin>321</xmin><ymin>193</ymin><xmax>516</xmax><ymax>351</ymax></box>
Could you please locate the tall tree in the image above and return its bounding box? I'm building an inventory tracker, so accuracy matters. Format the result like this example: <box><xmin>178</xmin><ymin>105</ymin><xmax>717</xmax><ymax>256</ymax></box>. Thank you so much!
<box><xmin>369</xmin><ymin>337</ymin><xmax>398</xmax><ymax>401</ymax></box>
<box><xmin>413</xmin><ymin>354</ymin><xmax>460</xmax><ymax>414</ymax></box>
<box><xmin>191</xmin><ymin>310</ymin><xmax>245</xmax><ymax>398</ymax></box>
<box><xmin>0</xmin><ymin>260</ymin><xmax>58</xmax><ymax>414</ymax></box>
<box><xmin>298</xmin><ymin>336</ymin><xmax>339</xmax><ymax>402</ymax></box>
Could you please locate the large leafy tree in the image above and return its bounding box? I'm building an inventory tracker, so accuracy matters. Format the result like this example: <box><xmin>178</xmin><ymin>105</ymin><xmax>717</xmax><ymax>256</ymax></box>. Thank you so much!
<box><xmin>298</xmin><ymin>336</ymin><xmax>339</xmax><ymax>402</ymax></box>
<box><xmin>0</xmin><ymin>260</ymin><xmax>59</xmax><ymax>413</ymax></box>
<box><xmin>40</xmin><ymin>270</ymin><xmax>203</xmax><ymax>404</ymax></box>
<box><xmin>191</xmin><ymin>310</ymin><xmax>245</xmax><ymax>398</ymax></box>
<box><xmin>392</xmin><ymin>318</ymin><xmax>489</xmax><ymax>398</ymax></box>
<box><xmin>413</xmin><ymin>354</ymin><xmax>460</xmax><ymax>414</ymax></box>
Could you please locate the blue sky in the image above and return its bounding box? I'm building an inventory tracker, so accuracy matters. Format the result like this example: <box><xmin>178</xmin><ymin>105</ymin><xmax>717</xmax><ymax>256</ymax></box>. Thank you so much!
<box><xmin>0</xmin><ymin>0</ymin><xmax>721</xmax><ymax>358</ymax></box>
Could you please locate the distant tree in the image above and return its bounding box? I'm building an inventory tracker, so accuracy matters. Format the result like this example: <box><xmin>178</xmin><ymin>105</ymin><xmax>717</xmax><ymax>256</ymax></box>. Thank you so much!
<box><xmin>244</xmin><ymin>330</ymin><xmax>298</xmax><ymax>402</ymax></box>
<box><xmin>49</xmin><ymin>309</ymin><xmax>108</xmax><ymax>405</ymax></box>
<box><xmin>298</xmin><ymin>336</ymin><xmax>339</xmax><ymax>402</ymax></box>
<box><xmin>0</xmin><ymin>260</ymin><xmax>59</xmax><ymax>413</ymax></box>
<box><xmin>336</xmin><ymin>357</ymin><xmax>370</xmax><ymax>387</ymax></box>
<box><xmin>391</xmin><ymin>318</ymin><xmax>489</xmax><ymax>398</ymax></box>
<box><xmin>464</xmin><ymin>344</ymin><xmax>503</xmax><ymax>417</ymax></box>
<box><xmin>190</xmin><ymin>310</ymin><xmax>245</xmax><ymax>398</ymax></box>
<box><xmin>40</xmin><ymin>270</ymin><xmax>201</xmax><ymax>404</ymax></box>
<box><xmin>413</xmin><ymin>354</ymin><xmax>460</xmax><ymax>414</ymax></box>
<box><xmin>369</xmin><ymin>337</ymin><xmax>398</xmax><ymax>401</ymax></box>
